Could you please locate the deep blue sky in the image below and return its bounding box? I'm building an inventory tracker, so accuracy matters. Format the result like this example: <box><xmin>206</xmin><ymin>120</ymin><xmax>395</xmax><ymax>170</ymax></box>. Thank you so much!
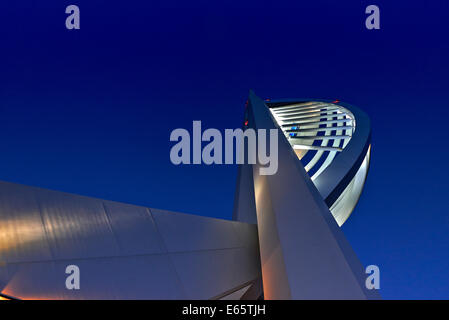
<box><xmin>1</xmin><ymin>1</ymin><xmax>448</xmax><ymax>299</ymax></box>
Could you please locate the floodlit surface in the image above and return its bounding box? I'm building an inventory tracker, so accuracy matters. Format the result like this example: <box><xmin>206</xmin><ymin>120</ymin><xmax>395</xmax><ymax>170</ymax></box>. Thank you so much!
<box><xmin>237</xmin><ymin>92</ymin><xmax>379</xmax><ymax>299</ymax></box>
<box><xmin>330</xmin><ymin>145</ymin><xmax>371</xmax><ymax>226</ymax></box>
<box><xmin>0</xmin><ymin>181</ymin><xmax>261</xmax><ymax>300</ymax></box>
<box><xmin>270</xmin><ymin>102</ymin><xmax>354</xmax><ymax>183</ymax></box>
<box><xmin>268</xmin><ymin>100</ymin><xmax>370</xmax><ymax>226</ymax></box>
<box><xmin>1</xmin><ymin>93</ymin><xmax>374</xmax><ymax>300</ymax></box>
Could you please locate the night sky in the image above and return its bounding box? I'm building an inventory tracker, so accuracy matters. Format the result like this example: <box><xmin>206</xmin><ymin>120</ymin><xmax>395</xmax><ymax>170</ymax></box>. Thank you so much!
<box><xmin>1</xmin><ymin>1</ymin><xmax>448</xmax><ymax>299</ymax></box>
